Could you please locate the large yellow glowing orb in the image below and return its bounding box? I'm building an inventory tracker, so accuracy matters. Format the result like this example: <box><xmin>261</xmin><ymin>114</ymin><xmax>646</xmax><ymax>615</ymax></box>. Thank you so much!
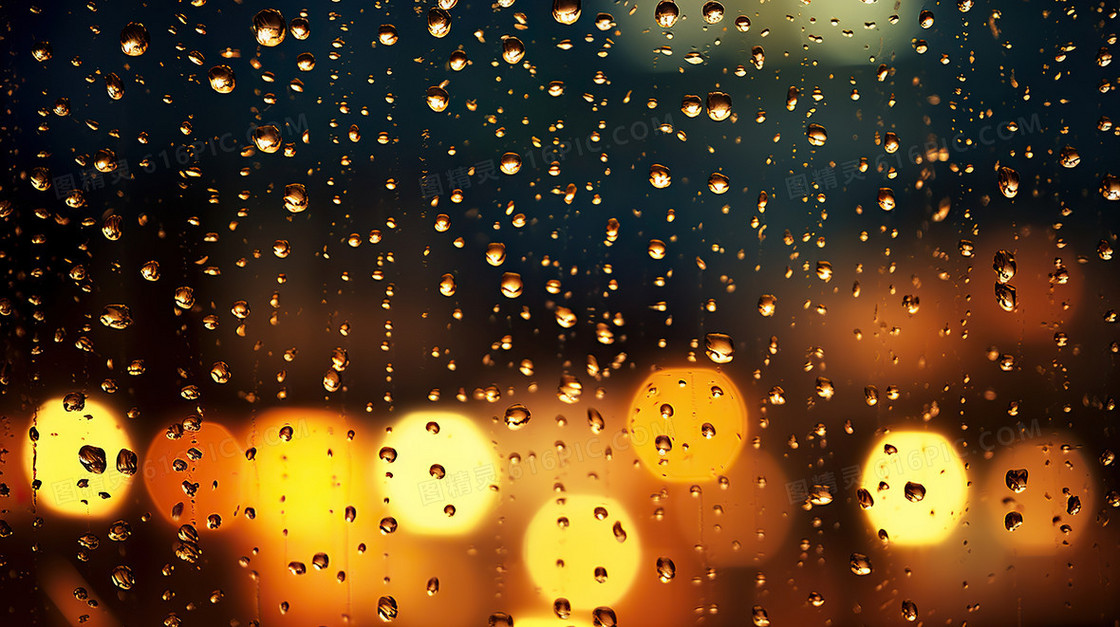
<box><xmin>241</xmin><ymin>409</ymin><xmax>359</xmax><ymax>536</ymax></box>
<box><xmin>23</xmin><ymin>397</ymin><xmax>134</xmax><ymax>517</ymax></box>
<box><xmin>379</xmin><ymin>411</ymin><xmax>499</xmax><ymax>535</ymax></box>
<box><xmin>240</xmin><ymin>409</ymin><xmax>385</xmax><ymax>627</ymax></box>
<box><xmin>523</xmin><ymin>495</ymin><xmax>640</xmax><ymax>610</ymax></box>
<box><xmin>859</xmin><ymin>431</ymin><xmax>968</xmax><ymax>545</ymax></box>
<box><xmin>627</xmin><ymin>368</ymin><xmax>747</xmax><ymax>482</ymax></box>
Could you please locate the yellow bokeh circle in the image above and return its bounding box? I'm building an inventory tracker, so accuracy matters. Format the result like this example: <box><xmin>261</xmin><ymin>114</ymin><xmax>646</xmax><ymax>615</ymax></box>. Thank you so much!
<box><xmin>627</xmin><ymin>368</ymin><xmax>747</xmax><ymax>482</ymax></box>
<box><xmin>241</xmin><ymin>409</ymin><xmax>360</xmax><ymax>536</ymax></box>
<box><xmin>859</xmin><ymin>431</ymin><xmax>968</xmax><ymax>545</ymax></box>
<box><xmin>380</xmin><ymin>411</ymin><xmax>500</xmax><ymax>535</ymax></box>
<box><xmin>24</xmin><ymin>397</ymin><xmax>135</xmax><ymax>518</ymax></box>
<box><xmin>523</xmin><ymin>494</ymin><xmax>640</xmax><ymax>610</ymax></box>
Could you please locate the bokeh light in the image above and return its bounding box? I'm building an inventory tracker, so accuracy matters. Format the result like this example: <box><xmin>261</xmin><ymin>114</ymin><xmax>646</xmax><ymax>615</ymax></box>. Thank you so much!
<box><xmin>523</xmin><ymin>494</ymin><xmax>641</xmax><ymax>611</ymax></box>
<box><xmin>627</xmin><ymin>368</ymin><xmax>747</xmax><ymax>482</ymax></box>
<box><xmin>379</xmin><ymin>411</ymin><xmax>500</xmax><ymax>535</ymax></box>
<box><xmin>237</xmin><ymin>409</ymin><xmax>370</xmax><ymax>626</ymax></box>
<box><xmin>859</xmin><ymin>431</ymin><xmax>968</xmax><ymax>545</ymax></box>
<box><xmin>23</xmin><ymin>396</ymin><xmax>134</xmax><ymax>518</ymax></box>
<box><xmin>239</xmin><ymin>409</ymin><xmax>360</xmax><ymax>536</ymax></box>
<box><xmin>670</xmin><ymin>449</ymin><xmax>792</xmax><ymax>567</ymax></box>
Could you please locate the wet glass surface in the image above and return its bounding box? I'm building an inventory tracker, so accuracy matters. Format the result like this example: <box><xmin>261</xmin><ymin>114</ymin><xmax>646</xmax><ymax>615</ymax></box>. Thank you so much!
<box><xmin>1</xmin><ymin>1</ymin><xmax>1119</xmax><ymax>625</ymax></box>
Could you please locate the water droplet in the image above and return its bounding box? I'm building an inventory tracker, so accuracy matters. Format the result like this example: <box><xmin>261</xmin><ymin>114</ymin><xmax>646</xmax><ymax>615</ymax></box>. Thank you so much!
<box><xmin>484</xmin><ymin>242</ymin><xmax>507</xmax><ymax>267</ymax></box>
<box><xmin>877</xmin><ymin>187</ymin><xmax>896</xmax><ymax>211</ymax></box>
<box><xmin>1005</xmin><ymin>468</ymin><xmax>1028</xmax><ymax>493</ymax></box>
<box><xmin>993</xmin><ymin>250</ymin><xmax>1017</xmax><ymax>283</ymax></box>
<box><xmin>594</xmin><ymin>566</ymin><xmax>608</xmax><ymax>582</ymax></box>
<box><xmin>379</xmin><ymin>447</ymin><xmax>397</xmax><ymax>463</ymax></box>
<box><xmin>904</xmin><ymin>481</ymin><xmax>926</xmax><ymax>502</ymax></box>
<box><xmin>998</xmin><ymin>166</ymin><xmax>1020</xmax><ymax>198</ymax></box>
<box><xmin>901</xmin><ymin>599</ymin><xmax>918</xmax><ymax>622</ymax></box>
<box><xmin>649</xmin><ymin>164</ymin><xmax>671</xmax><ymax>189</ymax></box>
<box><xmin>500</xmin><ymin>272</ymin><xmax>523</xmax><ymax>298</ymax></box>
<box><xmin>426</xmin><ymin>86</ymin><xmax>450</xmax><ymax>112</ymax></box>
<box><xmin>377</xmin><ymin>596</ymin><xmax>398</xmax><ymax>621</ymax></box>
<box><xmin>806</xmin><ymin>123</ymin><xmax>827</xmax><ymax>146</ymax></box>
<box><xmin>994</xmin><ymin>283</ymin><xmax>1017</xmax><ymax>312</ymax></box>
<box><xmin>1101</xmin><ymin>174</ymin><xmax>1120</xmax><ymax>201</ymax></box>
<box><xmin>857</xmin><ymin>488</ymin><xmax>874</xmax><ymax>509</ymax></box>
<box><xmin>592</xmin><ymin>606</ymin><xmax>617</xmax><ymax>627</ymax></box>
<box><xmin>283</xmin><ymin>183</ymin><xmax>308</xmax><ymax>213</ymax></box>
<box><xmin>116</xmin><ymin>448</ymin><xmax>138</xmax><ymax>475</ymax></box>
<box><xmin>376</xmin><ymin>24</ymin><xmax>399</xmax><ymax>47</ymax></box>
<box><xmin>654</xmin><ymin>1</ymin><xmax>679</xmax><ymax>28</ymax></box>
<box><xmin>849</xmin><ymin>552</ymin><xmax>872</xmax><ymax>575</ymax></box>
<box><xmin>79</xmin><ymin>445</ymin><xmax>107</xmax><ymax>474</ymax></box>
<box><xmin>552</xmin><ymin>597</ymin><xmax>571</xmax><ymax>618</ymax></box>
<box><xmin>587</xmin><ymin>408</ymin><xmax>605</xmax><ymax>433</ymax></box>
<box><xmin>427</xmin><ymin>8</ymin><xmax>452</xmax><ymax>38</ymax></box>
<box><xmin>611</xmin><ymin>520</ymin><xmax>627</xmax><ymax>542</ymax></box>
<box><xmin>111</xmin><ymin>565</ymin><xmax>135</xmax><ymax>590</ymax></box>
<box><xmin>707</xmin><ymin>91</ymin><xmax>732</xmax><ymax>121</ymax></box>
<box><xmin>449</xmin><ymin>49</ymin><xmax>468</xmax><ymax>71</ymax></box>
<box><xmin>552</xmin><ymin>0</ymin><xmax>581</xmax><ymax>24</ymax></box>
<box><xmin>702</xmin><ymin>2</ymin><xmax>725</xmax><ymax>24</ymax></box>
<box><xmin>31</xmin><ymin>42</ymin><xmax>52</xmax><ymax>62</ymax></box>
<box><xmin>63</xmin><ymin>392</ymin><xmax>85</xmax><ymax>412</ymax></box>
<box><xmin>1067</xmin><ymin>495</ymin><xmax>1082</xmax><ymax>515</ymax></box>
<box><xmin>704</xmin><ymin>332</ymin><xmax>734</xmax><ymax>363</ymax></box>
<box><xmin>253</xmin><ymin>9</ymin><xmax>286</xmax><ymax>47</ymax></box>
<box><xmin>488</xmin><ymin>613</ymin><xmax>513</xmax><ymax>627</ymax></box>
<box><xmin>289</xmin><ymin>16</ymin><xmax>310</xmax><ymax>39</ymax></box>
<box><xmin>501</xmin><ymin>36</ymin><xmax>525</xmax><ymax>64</ymax></box>
<box><xmin>207</xmin><ymin>65</ymin><xmax>235</xmax><ymax>94</ymax></box>
<box><xmin>120</xmin><ymin>22</ymin><xmax>150</xmax><ymax>56</ymax></box>
<box><xmin>108</xmin><ymin>520</ymin><xmax>132</xmax><ymax>542</ymax></box>
<box><xmin>499</xmin><ymin>152</ymin><xmax>522</xmax><ymax>175</ymax></box>
<box><xmin>753</xmin><ymin>295</ymin><xmax>778</xmax><ymax>319</ymax></box>
<box><xmin>656</xmin><ymin>556</ymin><xmax>676</xmax><ymax>582</ymax></box>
